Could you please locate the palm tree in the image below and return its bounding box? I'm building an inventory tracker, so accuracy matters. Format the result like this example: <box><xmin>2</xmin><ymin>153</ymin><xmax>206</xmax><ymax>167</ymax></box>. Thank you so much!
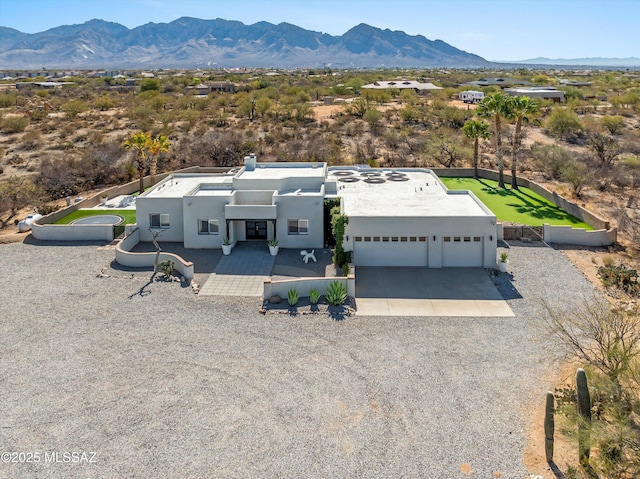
<box><xmin>123</xmin><ymin>131</ymin><xmax>151</xmax><ymax>195</ymax></box>
<box><xmin>462</xmin><ymin>120</ymin><xmax>491</xmax><ymax>179</ymax></box>
<box><xmin>477</xmin><ymin>93</ymin><xmax>511</xmax><ymax>188</ymax></box>
<box><xmin>147</xmin><ymin>134</ymin><xmax>172</xmax><ymax>186</ymax></box>
<box><xmin>508</xmin><ymin>96</ymin><xmax>538</xmax><ymax>190</ymax></box>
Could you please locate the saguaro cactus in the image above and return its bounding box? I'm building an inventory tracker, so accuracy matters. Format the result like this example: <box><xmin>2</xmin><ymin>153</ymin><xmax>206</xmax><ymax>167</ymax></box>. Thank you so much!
<box><xmin>544</xmin><ymin>391</ymin><xmax>555</xmax><ymax>463</ymax></box>
<box><xmin>576</xmin><ymin>368</ymin><xmax>592</xmax><ymax>467</ymax></box>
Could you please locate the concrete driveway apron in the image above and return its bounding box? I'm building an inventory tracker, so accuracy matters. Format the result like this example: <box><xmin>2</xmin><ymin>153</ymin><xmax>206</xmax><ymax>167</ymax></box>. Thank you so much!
<box><xmin>355</xmin><ymin>267</ymin><xmax>513</xmax><ymax>317</ymax></box>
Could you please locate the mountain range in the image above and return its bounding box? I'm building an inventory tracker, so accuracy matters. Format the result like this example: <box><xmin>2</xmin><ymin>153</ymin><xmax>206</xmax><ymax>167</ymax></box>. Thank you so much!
<box><xmin>0</xmin><ymin>17</ymin><xmax>491</xmax><ymax>69</ymax></box>
<box><xmin>511</xmin><ymin>57</ymin><xmax>640</xmax><ymax>67</ymax></box>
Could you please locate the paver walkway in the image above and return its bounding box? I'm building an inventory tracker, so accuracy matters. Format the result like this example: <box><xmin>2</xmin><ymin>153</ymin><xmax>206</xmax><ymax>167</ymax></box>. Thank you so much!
<box><xmin>199</xmin><ymin>243</ymin><xmax>275</xmax><ymax>296</ymax></box>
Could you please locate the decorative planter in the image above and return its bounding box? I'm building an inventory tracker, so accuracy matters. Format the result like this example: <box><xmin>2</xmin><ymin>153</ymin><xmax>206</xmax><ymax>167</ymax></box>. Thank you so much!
<box><xmin>498</xmin><ymin>261</ymin><xmax>508</xmax><ymax>273</ymax></box>
<box><xmin>269</xmin><ymin>245</ymin><xmax>279</xmax><ymax>256</ymax></box>
<box><xmin>101</xmin><ymin>196</ymin><xmax>108</xmax><ymax>205</ymax></box>
<box><xmin>222</xmin><ymin>244</ymin><xmax>232</xmax><ymax>255</ymax></box>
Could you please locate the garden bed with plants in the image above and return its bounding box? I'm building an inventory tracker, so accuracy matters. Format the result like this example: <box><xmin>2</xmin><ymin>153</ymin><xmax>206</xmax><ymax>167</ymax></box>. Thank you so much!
<box><xmin>440</xmin><ymin>177</ymin><xmax>592</xmax><ymax>229</ymax></box>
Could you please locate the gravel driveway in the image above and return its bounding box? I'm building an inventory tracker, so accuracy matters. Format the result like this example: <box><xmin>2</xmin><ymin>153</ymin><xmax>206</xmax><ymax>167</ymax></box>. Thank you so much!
<box><xmin>0</xmin><ymin>239</ymin><xmax>596</xmax><ymax>478</ymax></box>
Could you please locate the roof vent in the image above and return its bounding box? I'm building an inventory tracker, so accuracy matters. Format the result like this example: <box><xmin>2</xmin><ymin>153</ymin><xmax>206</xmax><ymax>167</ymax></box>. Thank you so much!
<box><xmin>338</xmin><ymin>177</ymin><xmax>360</xmax><ymax>183</ymax></box>
<box><xmin>360</xmin><ymin>171</ymin><xmax>382</xmax><ymax>178</ymax></box>
<box><xmin>333</xmin><ymin>170</ymin><xmax>355</xmax><ymax>177</ymax></box>
<box><xmin>364</xmin><ymin>177</ymin><xmax>386</xmax><ymax>184</ymax></box>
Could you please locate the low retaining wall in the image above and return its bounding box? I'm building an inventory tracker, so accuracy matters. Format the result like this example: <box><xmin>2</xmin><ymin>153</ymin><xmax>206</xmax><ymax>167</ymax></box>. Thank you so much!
<box><xmin>264</xmin><ymin>264</ymin><xmax>356</xmax><ymax>300</ymax></box>
<box><xmin>32</xmin><ymin>222</ymin><xmax>114</xmax><ymax>241</ymax></box>
<box><xmin>115</xmin><ymin>229</ymin><xmax>195</xmax><ymax>280</ymax></box>
<box><xmin>544</xmin><ymin>224</ymin><xmax>618</xmax><ymax>247</ymax></box>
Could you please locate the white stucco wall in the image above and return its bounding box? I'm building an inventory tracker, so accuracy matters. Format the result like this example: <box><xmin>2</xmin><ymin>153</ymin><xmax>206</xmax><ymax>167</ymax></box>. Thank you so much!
<box><xmin>183</xmin><ymin>195</ymin><xmax>229</xmax><ymax>248</ymax></box>
<box><xmin>274</xmin><ymin>194</ymin><xmax>324</xmax><ymax>248</ymax></box>
<box><xmin>31</xmin><ymin>223</ymin><xmax>114</xmax><ymax>241</ymax></box>
<box><xmin>135</xmin><ymin>197</ymin><xmax>185</xmax><ymax>242</ymax></box>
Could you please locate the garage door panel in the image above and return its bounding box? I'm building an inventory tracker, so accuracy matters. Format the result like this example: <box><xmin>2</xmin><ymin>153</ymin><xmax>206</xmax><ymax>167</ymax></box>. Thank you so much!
<box><xmin>355</xmin><ymin>237</ymin><xmax>428</xmax><ymax>267</ymax></box>
<box><xmin>442</xmin><ymin>236</ymin><xmax>483</xmax><ymax>267</ymax></box>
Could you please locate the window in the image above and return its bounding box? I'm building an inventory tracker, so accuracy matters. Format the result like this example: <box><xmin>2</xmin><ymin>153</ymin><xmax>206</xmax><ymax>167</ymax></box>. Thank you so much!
<box><xmin>382</xmin><ymin>237</ymin><xmax>389</xmax><ymax>242</ymax></box>
<box><xmin>418</xmin><ymin>236</ymin><xmax>426</xmax><ymax>242</ymax></box>
<box><xmin>409</xmin><ymin>236</ymin><xmax>417</xmax><ymax>242</ymax></box>
<box><xmin>150</xmin><ymin>213</ymin><xmax>170</xmax><ymax>229</ymax></box>
<box><xmin>453</xmin><ymin>236</ymin><xmax>461</xmax><ymax>242</ymax></box>
<box><xmin>364</xmin><ymin>236</ymin><xmax>371</xmax><ymax>242</ymax></box>
<box><xmin>473</xmin><ymin>237</ymin><xmax>482</xmax><ymax>242</ymax></box>
<box><xmin>198</xmin><ymin>219</ymin><xmax>219</xmax><ymax>235</ymax></box>
<box><xmin>288</xmin><ymin>219</ymin><xmax>308</xmax><ymax>235</ymax></box>
<box><xmin>444</xmin><ymin>236</ymin><xmax>451</xmax><ymax>242</ymax></box>
<box><xmin>464</xmin><ymin>237</ymin><xmax>471</xmax><ymax>242</ymax></box>
<box><xmin>400</xmin><ymin>237</ymin><xmax>408</xmax><ymax>242</ymax></box>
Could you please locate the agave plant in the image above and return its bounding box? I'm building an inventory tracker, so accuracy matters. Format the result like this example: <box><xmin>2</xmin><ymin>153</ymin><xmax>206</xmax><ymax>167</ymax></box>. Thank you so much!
<box><xmin>309</xmin><ymin>289</ymin><xmax>320</xmax><ymax>305</ymax></box>
<box><xmin>287</xmin><ymin>289</ymin><xmax>299</xmax><ymax>306</ymax></box>
<box><xmin>326</xmin><ymin>281</ymin><xmax>347</xmax><ymax>306</ymax></box>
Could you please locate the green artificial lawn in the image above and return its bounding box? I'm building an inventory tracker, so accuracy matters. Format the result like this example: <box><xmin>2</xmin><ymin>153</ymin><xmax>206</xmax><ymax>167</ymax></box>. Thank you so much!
<box><xmin>440</xmin><ymin>177</ymin><xmax>593</xmax><ymax>229</ymax></box>
<box><xmin>54</xmin><ymin>209</ymin><xmax>137</xmax><ymax>225</ymax></box>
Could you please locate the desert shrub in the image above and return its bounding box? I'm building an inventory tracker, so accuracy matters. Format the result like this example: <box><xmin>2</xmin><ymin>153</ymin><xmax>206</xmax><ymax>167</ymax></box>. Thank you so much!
<box><xmin>36</xmin><ymin>157</ymin><xmax>80</xmax><ymax>199</ymax></box>
<box><xmin>0</xmin><ymin>93</ymin><xmax>16</xmax><ymax>107</ymax></box>
<box><xmin>18</xmin><ymin>130</ymin><xmax>42</xmax><ymax>151</ymax></box>
<box><xmin>1</xmin><ymin>115</ymin><xmax>29</xmax><ymax>133</ymax></box>
<box><xmin>95</xmin><ymin>93</ymin><xmax>114</xmax><ymax>111</ymax></box>
<box><xmin>600</xmin><ymin>115</ymin><xmax>625</xmax><ymax>135</ymax></box>
<box><xmin>597</xmin><ymin>263</ymin><xmax>640</xmax><ymax>296</ymax></box>
<box><xmin>532</xmin><ymin>143</ymin><xmax>576</xmax><ymax>179</ymax></box>
<box><xmin>140</xmin><ymin>78</ymin><xmax>161</xmax><ymax>93</ymax></box>
<box><xmin>61</xmin><ymin>100</ymin><xmax>88</xmax><ymax>118</ymax></box>
<box><xmin>158</xmin><ymin>259</ymin><xmax>174</xmax><ymax>278</ymax></box>
<box><xmin>545</xmin><ymin>107</ymin><xmax>583</xmax><ymax>139</ymax></box>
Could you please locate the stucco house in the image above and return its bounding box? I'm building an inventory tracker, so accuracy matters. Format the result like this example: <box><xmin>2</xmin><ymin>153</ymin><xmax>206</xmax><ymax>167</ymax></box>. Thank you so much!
<box><xmin>135</xmin><ymin>155</ymin><xmax>497</xmax><ymax>268</ymax></box>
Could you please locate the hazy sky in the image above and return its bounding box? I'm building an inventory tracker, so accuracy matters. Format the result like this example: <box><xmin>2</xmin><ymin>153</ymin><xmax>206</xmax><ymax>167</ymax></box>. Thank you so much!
<box><xmin>0</xmin><ymin>0</ymin><xmax>637</xmax><ymax>61</ymax></box>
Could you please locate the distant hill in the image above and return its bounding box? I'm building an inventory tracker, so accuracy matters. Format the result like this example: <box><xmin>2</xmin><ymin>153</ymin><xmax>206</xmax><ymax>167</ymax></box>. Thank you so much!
<box><xmin>511</xmin><ymin>57</ymin><xmax>640</xmax><ymax>67</ymax></box>
<box><xmin>0</xmin><ymin>17</ymin><xmax>491</xmax><ymax>69</ymax></box>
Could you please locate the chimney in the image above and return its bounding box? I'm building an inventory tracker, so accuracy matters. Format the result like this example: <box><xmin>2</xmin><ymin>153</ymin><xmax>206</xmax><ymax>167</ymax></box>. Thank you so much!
<box><xmin>244</xmin><ymin>154</ymin><xmax>257</xmax><ymax>171</ymax></box>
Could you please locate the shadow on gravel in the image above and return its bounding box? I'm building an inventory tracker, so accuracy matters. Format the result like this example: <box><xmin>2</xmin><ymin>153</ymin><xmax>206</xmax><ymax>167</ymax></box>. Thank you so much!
<box><xmin>491</xmin><ymin>270</ymin><xmax>523</xmax><ymax>300</ymax></box>
<box><xmin>128</xmin><ymin>276</ymin><xmax>154</xmax><ymax>298</ymax></box>
<box><xmin>23</xmin><ymin>235</ymin><xmax>108</xmax><ymax>247</ymax></box>
<box><xmin>262</xmin><ymin>297</ymin><xmax>355</xmax><ymax>321</ymax></box>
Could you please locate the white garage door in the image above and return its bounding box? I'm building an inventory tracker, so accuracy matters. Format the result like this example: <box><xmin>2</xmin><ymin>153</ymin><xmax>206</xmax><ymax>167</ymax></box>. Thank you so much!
<box><xmin>442</xmin><ymin>235</ymin><xmax>483</xmax><ymax>267</ymax></box>
<box><xmin>354</xmin><ymin>235</ymin><xmax>428</xmax><ymax>267</ymax></box>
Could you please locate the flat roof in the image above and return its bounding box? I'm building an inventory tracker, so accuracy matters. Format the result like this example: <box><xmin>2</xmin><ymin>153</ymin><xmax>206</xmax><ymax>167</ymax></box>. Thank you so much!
<box><xmin>142</xmin><ymin>174</ymin><xmax>233</xmax><ymax>198</ymax></box>
<box><xmin>237</xmin><ymin>163</ymin><xmax>325</xmax><ymax>180</ymax></box>
<box><xmin>331</xmin><ymin>168</ymin><xmax>493</xmax><ymax>218</ymax></box>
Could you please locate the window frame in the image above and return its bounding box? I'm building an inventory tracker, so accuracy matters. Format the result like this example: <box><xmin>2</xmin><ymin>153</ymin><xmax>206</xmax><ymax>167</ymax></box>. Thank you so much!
<box><xmin>198</xmin><ymin>219</ymin><xmax>219</xmax><ymax>235</ymax></box>
<box><xmin>287</xmin><ymin>219</ymin><xmax>309</xmax><ymax>235</ymax></box>
<box><xmin>150</xmin><ymin>213</ymin><xmax>170</xmax><ymax>229</ymax></box>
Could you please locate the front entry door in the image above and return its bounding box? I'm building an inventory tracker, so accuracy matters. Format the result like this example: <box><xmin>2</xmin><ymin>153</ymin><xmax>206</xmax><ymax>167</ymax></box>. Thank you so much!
<box><xmin>246</xmin><ymin>221</ymin><xmax>267</xmax><ymax>240</ymax></box>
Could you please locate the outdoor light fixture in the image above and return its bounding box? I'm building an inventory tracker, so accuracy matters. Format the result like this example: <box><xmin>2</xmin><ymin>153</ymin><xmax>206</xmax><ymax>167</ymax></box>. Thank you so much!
<box><xmin>433</xmin><ymin>235</ymin><xmax>436</xmax><ymax>241</ymax></box>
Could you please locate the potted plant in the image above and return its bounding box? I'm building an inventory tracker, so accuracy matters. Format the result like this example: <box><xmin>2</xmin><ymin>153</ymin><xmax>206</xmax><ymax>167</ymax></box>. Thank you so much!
<box><xmin>222</xmin><ymin>237</ymin><xmax>232</xmax><ymax>255</ymax></box>
<box><xmin>268</xmin><ymin>238</ymin><xmax>279</xmax><ymax>256</ymax></box>
<box><xmin>100</xmin><ymin>193</ymin><xmax>108</xmax><ymax>205</ymax></box>
<box><xmin>498</xmin><ymin>252</ymin><xmax>509</xmax><ymax>272</ymax></box>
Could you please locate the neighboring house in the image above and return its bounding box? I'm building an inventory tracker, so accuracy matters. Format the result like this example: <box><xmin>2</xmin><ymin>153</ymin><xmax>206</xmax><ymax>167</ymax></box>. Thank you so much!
<box><xmin>184</xmin><ymin>81</ymin><xmax>237</xmax><ymax>95</ymax></box>
<box><xmin>15</xmin><ymin>81</ymin><xmax>74</xmax><ymax>90</ymax></box>
<box><xmin>136</xmin><ymin>156</ymin><xmax>497</xmax><ymax>268</ymax></box>
<box><xmin>461</xmin><ymin>77</ymin><xmax>533</xmax><ymax>89</ymax></box>
<box><xmin>361</xmin><ymin>80</ymin><xmax>443</xmax><ymax>94</ymax></box>
<box><xmin>504</xmin><ymin>86</ymin><xmax>565</xmax><ymax>102</ymax></box>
